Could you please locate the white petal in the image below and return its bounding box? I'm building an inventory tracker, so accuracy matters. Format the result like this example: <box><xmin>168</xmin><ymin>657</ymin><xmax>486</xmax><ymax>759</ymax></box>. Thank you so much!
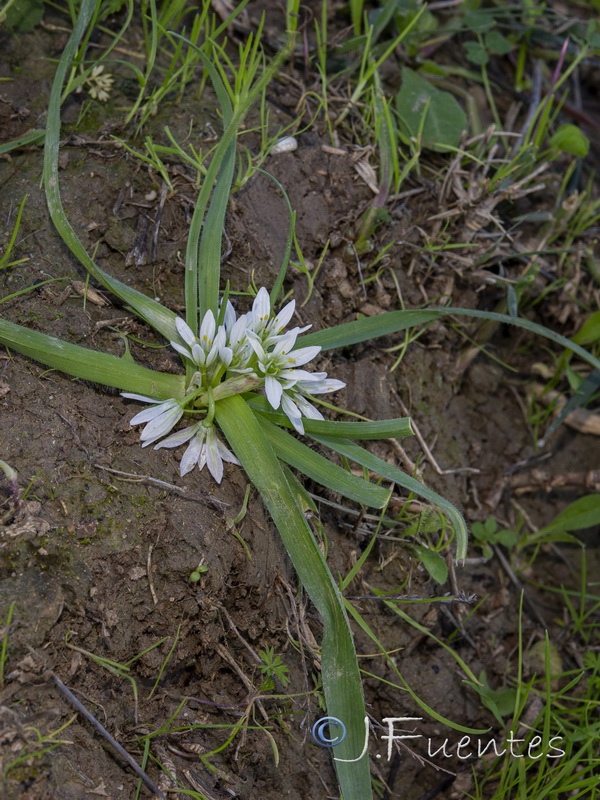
<box><xmin>199</xmin><ymin>309</ymin><xmax>216</xmax><ymax>347</ymax></box>
<box><xmin>281</xmin><ymin>394</ymin><xmax>304</xmax><ymax>434</ymax></box>
<box><xmin>230</xmin><ymin>315</ymin><xmax>248</xmax><ymax>348</ymax></box>
<box><xmin>223</xmin><ymin>300</ymin><xmax>236</xmax><ymax>332</ymax></box>
<box><xmin>272</xmin><ymin>329</ymin><xmax>300</xmax><ymax>357</ymax></box>
<box><xmin>130</xmin><ymin>400</ymin><xmax>176</xmax><ymax>426</ymax></box>
<box><xmin>140</xmin><ymin>404</ymin><xmax>183</xmax><ymax>443</ymax></box>
<box><xmin>287</xmin><ymin>345</ymin><xmax>321</xmax><ymax>366</ymax></box>
<box><xmin>251</xmin><ymin>288</ymin><xmax>271</xmax><ymax>330</ymax></box>
<box><xmin>175</xmin><ymin>317</ymin><xmax>198</xmax><ymax>347</ymax></box>
<box><xmin>294</xmin><ymin>394</ymin><xmax>324</xmax><ymax>420</ymax></box>
<box><xmin>265</xmin><ymin>376</ymin><xmax>283</xmax><ymax>409</ymax></box>
<box><xmin>205</xmin><ymin>427</ymin><xmax>224</xmax><ymax>483</ymax></box>
<box><xmin>217</xmin><ymin>439</ymin><xmax>240</xmax><ymax>465</ymax></box>
<box><xmin>219</xmin><ymin>346</ymin><xmax>233</xmax><ymax>367</ymax></box>
<box><xmin>246</xmin><ymin>332</ymin><xmax>266</xmax><ymax>360</ymax></box>
<box><xmin>278</xmin><ymin>368</ymin><xmax>315</xmax><ymax>383</ymax></box>
<box><xmin>270</xmin><ymin>299</ymin><xmax>295</xmax><ymax>333</ymax></box>
<box><xmin>121</xmin><ymin>392</ymin><xmax>161</xmax><ymax>403</ymax></box>
<box><xmin>170</xmin><ymin>341</ymin><xmax>194</xmax><ymax>361</ymax></box>
<box><xmin>154</xmin><ymin>424</ymin><xmax>199</xmax><ymax>450</ymax></box>
<box><xmin>298</xmin><ymin>378</ymin><xmax>346</xmax><ymax>394</ymax></box>
<box><xmin>191</xmin><ymin>343</ymin><xmax>205</xmax><ymax>366</ymax></box>
<box><xmin>180</xmin><ymin>428</ymin><xmax>206</xmax><ymax>476</ymax></box>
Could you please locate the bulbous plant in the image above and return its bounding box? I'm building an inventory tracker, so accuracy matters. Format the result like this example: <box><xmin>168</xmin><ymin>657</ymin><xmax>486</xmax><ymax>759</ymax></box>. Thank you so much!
<box><xmin>1</xmin><ymin>2</ymin><xmax>599</xmax><ymax>798</ymax></box>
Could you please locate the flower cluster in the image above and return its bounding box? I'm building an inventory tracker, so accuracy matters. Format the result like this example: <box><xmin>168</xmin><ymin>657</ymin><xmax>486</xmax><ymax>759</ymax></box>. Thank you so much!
<box><xmin>123</xmin><ymin>288</ymin><xmax>345</xmax><ymax>483</ymax></box>
<box><xmin>82</xmin><ymin>65</ymin><xmax>114</xmax><ymax>103</ymax></box>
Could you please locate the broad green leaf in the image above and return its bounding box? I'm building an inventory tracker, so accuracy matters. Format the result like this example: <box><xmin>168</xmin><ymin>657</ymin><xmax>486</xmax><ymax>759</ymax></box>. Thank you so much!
<box><xmin>537</xmin><ymin>495</ymin><xmax>600</xmax><ymax>537</ymax></box>
<box><xmin>256</xmin><ymin>415</ymin><xmax>391</xmax><ymax>508</ymax></box>
<box><xmin>247</xmin><ymin>394</ymin><xmax>414</xmax><ymax>439</ymax></box>
<box><xmin>411</xmin><ymin>545</ymin><xmax>448</xmax><ymax>584</ymax></box>
<box><xmin>4</xmin><ymin>0</ymin><xmax>44</xmax><ymax>31</ymax></box>
<box><xmin>484</xmin><ymin>30</ymin><xmax>513</xmax><ymax>55</ymax></box>
<box><xmin>463</xmin><ymin>40</ymin><xmax>489</xmax><ymax>66</ymax></box>
<box><xmin>216</xmin><ymin>396</ymin><xmax>372</xmax><ymax>799</ymax></box>
<box><xmin>396</xmin><ymin>68</ymin><xmax>467</xmax><ymax>150</ymax></box>
<box><xmin>550</xmin><ymin>124</ymin><xmax>590</xmax><ymax>157</ymax></box>
<box><xmin>572</xmin><ymin>311</ymin><xmax>600</xmax><ymax>346</ymax></box>
<box><xmin>0</xmin><ymin>318</ymin><xmax>185</xmax><ymax>398</ymax></box>
<box><xmin>311</xmin><ymin>434</ymin><xmax>468</xmax><ymax>562</ymax></box>
<box><xmin>300</xmin><ymin>307</ymin><xmax>600</xmax><ymax>375</ymax></box>
<box><xmin>463</xmin><ymin>11</ymin><xmax>494</xmax><ymax>32</ymax></box>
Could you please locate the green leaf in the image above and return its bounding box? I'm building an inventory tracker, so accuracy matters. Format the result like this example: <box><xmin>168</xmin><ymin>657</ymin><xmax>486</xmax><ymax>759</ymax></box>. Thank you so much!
<box><xmin>310</xmin><ymin>435</ymin><xmax>468</xmax><ymax>562</ymax></box>
<box><xmin>255</xmin><ymin>416</ymin><xmax>391</xmax><ymax>508</ymax></box>
<box><xmin>550</xmin><ymin>124</ymin><xmax>590</xmax><ymax>157</ymax></box>
<box><xmin>300</xmin><ymin>309</ymin><xmax>442</xmax><ymax>350</ymax></box>
<box><xmin>0</xmin><ymin>318</ymin><xmax>185</xmax><ymax>399</ymax></box>
<box><xmin>484</xmin><ymin>31</ymin><xmax>513</xmax><ymax>55</ymax></box>
<box><xmin>495</xmin><ymin>528</ymin><xmax>517</xmax><ymax>547</ymax></box>
<box><xmin>3</xmin><ymin>0</ymin><xmax>44</xmax><ymax>31</ymax></box>
<box><xmin>396</xmin><ymin>68</ymin><xmax>467</xmax><ymax>150</ymax></box>
<box><xmin>247</xmin><ymin>394</ymin><xmax>413</xmax><ymax>439</ymax></box>
<box><xmin>463</xmin><ymin>41</ymin><xmax>489</xmax><ymax>65</ymax></box>
<box><xmin>538</xmin><ymin>495</ymin><xmax>600</xmax><ymax>536</ymax></box>
<box><xmin>572</xmin><ymin>311</ymin><xmax>600</xmax><ymax>346</ymax></box>
<box><xmin>0</xmin><ymin>129</ymin><xmax>45</xmax><ymax>156</ymax></box>
<box><xmin>215</xmin><ymin>396</ymin><xmax>372</xmax><ymax>799</ymax></box>
<box><xmin>42</xmin><ymin>0</ymin><xmax>181</xmax><ymax>344</ymax></box>
<box><xmin>411</xmin><ymin>545</ymin><xmax>448</xmax><ymax>584</ymax></box>
<box><xmin>465</xmin><ymin>672</ymin><xmax>517</xmax><ymax>726</ymax></box>
<box><xmin>463</xmin><ymin>11</ymin><xmax>494</xmax><ymax>32</ymax></box>
<box><xmin>300</xmin><ymin>306</ymin><xmax>600</xmax><ymax>376</ymax></box>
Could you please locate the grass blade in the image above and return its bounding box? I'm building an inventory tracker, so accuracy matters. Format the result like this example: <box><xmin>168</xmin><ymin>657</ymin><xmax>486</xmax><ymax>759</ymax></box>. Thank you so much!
<box><xmin>311</xmin><ymin>434</ymin><xmax>468</xmax><ymax>562</ymax></box>
<box><xmin>301</xmin><ymin>307</ymin><xmax>600</xmax><ymax>373</ymax></box>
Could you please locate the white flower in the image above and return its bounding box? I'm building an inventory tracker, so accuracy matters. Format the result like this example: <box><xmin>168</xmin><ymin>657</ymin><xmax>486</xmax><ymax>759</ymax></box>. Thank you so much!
<box><xmin>86</xmin><ymin>64</ymin><xmax>114</xmax><ymax>102</ymax></box>
<box><xmin>246</xmin><ymin>328</ymin><xmax>322</xmax><ymax>409</ymax></box>
<box><xmin>170</xmin><ymin>315</ymin><xmax>232</xmax><ymax>376</ymax></box>
<box><xmin>280</xmin><ymin>376</ymin><xmax>346</xmax><ymax>434</ymax></box>
<box><xmin>121</xmin><ymin>393</ymin><xmax>183</xmax><ymax>446</ymax></box>
<box><xmin>122</xmin><ymin>286</ymin><xmax>346</xmax><ymax>482</ymax></box>
<box><xmin>155</xmin><ymin>421</ymin><xmax>239</xmax><ymax>483</ymax></box>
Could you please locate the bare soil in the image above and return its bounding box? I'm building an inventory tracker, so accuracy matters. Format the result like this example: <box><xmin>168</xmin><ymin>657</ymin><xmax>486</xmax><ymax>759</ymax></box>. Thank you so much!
<box><xmin>1</xmin><ymin>7</ymin><xmax>598</xmax><ymax>800</ymax></box>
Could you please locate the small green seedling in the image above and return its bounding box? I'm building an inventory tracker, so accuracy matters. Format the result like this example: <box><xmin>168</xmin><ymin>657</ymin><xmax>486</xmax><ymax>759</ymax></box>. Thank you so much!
<box><xmin>189</xmin><ymin>563</ymin><xmax>209</xmax><ymax>582</ymax></box>
<box><xmin>471</xmin><ymin>517</ymin><xmax>517</xmax><ymax>560</ymax></box>
<box><xmin>258</xmin><ymin>646</ymin><xmax>290</xmax><ymax>690</ymax></box>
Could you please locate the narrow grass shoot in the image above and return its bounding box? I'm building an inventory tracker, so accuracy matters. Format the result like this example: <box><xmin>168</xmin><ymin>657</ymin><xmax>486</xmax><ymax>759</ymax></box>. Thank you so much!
<box><xmin>0</xmin><ymin>195</ymin><xmax>30</xmax><ymax>270</ymax></box>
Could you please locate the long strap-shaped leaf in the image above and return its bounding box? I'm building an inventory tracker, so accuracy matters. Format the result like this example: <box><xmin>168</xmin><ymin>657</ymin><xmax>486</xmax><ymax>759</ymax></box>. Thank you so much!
<box><xmin>0</xmin><ymin>318</ymin><xmax>185</xmax><ymax>398</ymax></box>
<box><xmin>255</xmin><ymin>415</ymin><xmax>391</xmax><ymax>508</ymax></box>
<box><xmin>43</xmin><ymin>0</ymin><xmax>180</xmax><ymax>343</ymax></box>
<box><xmin>248</xmin><ymin>393</ymin><xmax>414</xmax><ymax>439</ymax></box>
<box><xmin>216</xmin><ymin>396</ymin><xmax>372</xmax><ymax>800</ymax></box>
<box><xmin>311</xmin><ymin>434</ymin><xmax>469</xmax><ymax>562</ymax></box>
<box><xmin>301</xmin><ymin>307</ymin><xmax>600</xmax><ymax>373</ymax></box>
